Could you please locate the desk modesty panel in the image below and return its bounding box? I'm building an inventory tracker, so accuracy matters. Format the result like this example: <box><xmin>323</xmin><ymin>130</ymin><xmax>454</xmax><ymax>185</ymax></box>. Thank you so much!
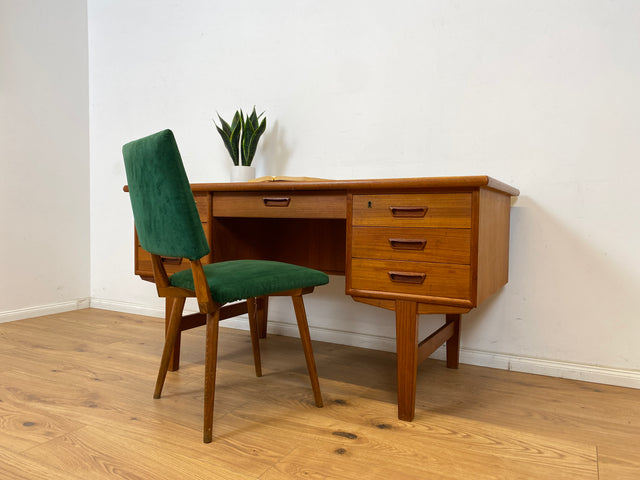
<box><xmin>128</xmin><ymin>176</ymin><xmax>519</xmax><ymax>421</ymax></box>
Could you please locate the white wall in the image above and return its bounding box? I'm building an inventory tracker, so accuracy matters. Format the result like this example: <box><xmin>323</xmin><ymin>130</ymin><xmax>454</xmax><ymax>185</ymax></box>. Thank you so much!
<box><xmin>0</xmin><ymin>0</ymin><xmax>90</xmax><ymax>320</ymax></box>
<box><xmin>88</xmin><ymin>1</ymin><xmax>640</xmax><ymax>386</ymax></box>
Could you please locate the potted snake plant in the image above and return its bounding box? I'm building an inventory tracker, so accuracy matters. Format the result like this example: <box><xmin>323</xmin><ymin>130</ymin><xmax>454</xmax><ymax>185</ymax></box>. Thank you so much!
<box><xmin>215</xmin><ymin>107</ymin><xmax>267</xmax><ymax>181</ymax></box>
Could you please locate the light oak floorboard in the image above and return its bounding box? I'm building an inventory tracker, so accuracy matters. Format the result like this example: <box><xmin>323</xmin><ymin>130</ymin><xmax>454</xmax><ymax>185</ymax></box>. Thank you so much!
<box><xmin>0</xmin><ymin>309</ymin><xmax>638</xmax><ymax>479</ymax></box>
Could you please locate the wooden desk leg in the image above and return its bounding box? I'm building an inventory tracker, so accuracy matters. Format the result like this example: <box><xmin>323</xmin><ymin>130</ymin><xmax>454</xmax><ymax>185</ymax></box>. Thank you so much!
<box><xmin>395</xmin><ymin>300</ymin><xmax>419</xmax><ymax>421</ymax></box>
<box><xmin>445</xmin><ymin>313</ymin><xmax>461</xmax><ymax>369</ymax></box>
<box><xmin>166</xmin><ymin>297</ymin><xmax>182</xmax><ymax>372</ymax></box>
<box><xmin>256</xmin><ymin>296</ymin><xmax>269</xmax><ymax>338</ymax></box>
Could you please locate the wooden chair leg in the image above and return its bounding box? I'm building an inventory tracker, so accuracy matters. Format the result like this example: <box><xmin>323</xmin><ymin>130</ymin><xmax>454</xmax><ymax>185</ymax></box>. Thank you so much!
<box><xmin>203</xmin><ymin>309</ymin><xmax>220</xmax><ymax>443</ymax></box>
<box><xmin>154</xmin><ymin>297</ymin><xmax>186</xmax><ymax>399</ymax></box>
<box><xmin>291</xmin><ymin>295</ymin><xmax>323</xmax><ymax>408</ymax></box>
<box><xmin>246</xmin><ymin>297</ymin><xmax>262</xmax><ymax>377</ymax></box>
<box><xmin>255</xmin><ymin>296</ymin><xmax>269</xmax><ymax>338</ymax></box>
<box><xmin>165</xmin><ymin>297</ymin><xmax>181</xmax><ymax>371</ymax></box>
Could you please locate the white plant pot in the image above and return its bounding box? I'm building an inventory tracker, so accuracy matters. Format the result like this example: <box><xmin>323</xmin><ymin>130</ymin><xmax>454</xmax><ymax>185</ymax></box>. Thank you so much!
<box><xmin>230</xmin><ymin>165</ymin><xmax>256</xmax><ymax>182</ymax></box>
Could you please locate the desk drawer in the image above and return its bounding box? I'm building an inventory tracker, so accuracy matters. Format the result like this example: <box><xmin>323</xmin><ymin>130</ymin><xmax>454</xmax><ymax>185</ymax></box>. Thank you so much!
<box><xmin>213</xmin><ymin>191</ymin><xmax>346</xmax><ymax>219</ymax></box>
<box><xmin>136</xmin><ymin>247</ymin><xmax>189</xmax><ymax>276</ymax></box>
<box><xmin>351</xmin><ymin>258</ymin><xmax>471</xmax><ymax>300</ymax></box>
<box><xmin>351</xmin><ymin>227</ymin><xmax>471</xmax><ymax>264</ymax></box>
<box><xmin>352</xmin><ymin>193</ymin><xmax>472</xmax><ymax>228</ymax></box>
<box><xmin>193</xmin><ymin>192</ymin><xmax>211</xmax><ymax>219</ymax></box>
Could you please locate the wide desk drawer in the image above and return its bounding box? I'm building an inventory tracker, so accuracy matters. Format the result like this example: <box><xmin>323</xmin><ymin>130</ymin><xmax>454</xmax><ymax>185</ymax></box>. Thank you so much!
<box><xmin>351</xmin><ymin>226</ymin><xmax>471</xmax><ymax>264</ymax></box>
<box><xmin>213</xmin><ymin>191</ymin><xmax>347</xmax><ymax>219</ymax></box>
<box><xmin>352</xmin><ymin>193</ymin><xmax>472</xmax><ymax>228</ymax></box>
<box><xmin>351</xmin><ymin>258</ymin><xmax>471</xmax><ymax>300</ymax></box>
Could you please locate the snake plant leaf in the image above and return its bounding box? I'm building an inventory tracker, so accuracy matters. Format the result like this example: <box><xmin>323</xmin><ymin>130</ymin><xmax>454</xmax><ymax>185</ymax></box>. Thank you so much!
<box><xmin>215</xmin><ymin>124</ymin><xmax>239</xmax><ymax>165</ymax></box>
<box><xmin>243</xmin><ymin>115</ymin><xmax>254</xmax><ymax>137</ymax></box>
<box><xmin>242</xmin><ymin>116</ymin><xmax>266</xmax><ymax>166</ymax></box>
<box><xmin>217</xmin><ymin>107</ymin><xmax>266</xmax><ymax>166</ymax></box>
<box><xmin>214</xmin><ymin>111</ymin><xmax>241</xmax><ymax>165</ymax></box>
<box><xmin>229</xmin><ymin>112</ymin><xmax>241</xmax><ymax>164</ymax></box>
<box><xmin>216</xmin><ymin>113</ymin><xmax>232</xmax><ymax>135</ymax></box>
<box><xmin>240</xmin><ymin>109</ymin><xmax>253</xmax><ymax>165</ymax></box>
<box><xmin>248</xmin><ymin>107</ymin><xmax>264</xmax><ymax>130</ymax></box>
<box><xmin>248</xmin><ymin>108</ymin><xmax>258</xmax><ymax>128</ymax></box>
<box><xmin>231</xmin><ymin>111</ymin><xmax>241</xmax><ymax>131</ymax></box>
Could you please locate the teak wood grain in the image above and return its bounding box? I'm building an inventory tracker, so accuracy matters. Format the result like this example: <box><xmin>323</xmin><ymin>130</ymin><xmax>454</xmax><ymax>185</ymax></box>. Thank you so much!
<box><xmin>350</xmin><ymin>258</ymin><xmax>472</xmax><ymax>300</ymax></box>
<box><xmin>128</xmin><ymin>176</ymin><xmax>519</xmax><ymax>422</ymax></box>
<box><xmin>351</xmin><ymin>226</ymin><xmax>472</xmax><ymax>264</ymax></box>
<box><xmin>476</xmin><ymin>187</ymin><xmax>512</xmax><ymax>305</ymax></box>
<box><xmin>351</xmin><ymin>193</ymin><xmax>473</xmax><ymax>228</ymax></box>
<box><xmin>212</xmin><ymin>191</ymin><xmax>347</xmax><ymax>219</ymax></box>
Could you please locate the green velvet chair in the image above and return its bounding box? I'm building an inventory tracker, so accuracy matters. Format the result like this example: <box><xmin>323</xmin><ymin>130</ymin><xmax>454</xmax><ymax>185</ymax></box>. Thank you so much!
<box><xmin>123</xmin><ymin>129</ymin><xmax>328</xmax><ymax>443</ymax></box>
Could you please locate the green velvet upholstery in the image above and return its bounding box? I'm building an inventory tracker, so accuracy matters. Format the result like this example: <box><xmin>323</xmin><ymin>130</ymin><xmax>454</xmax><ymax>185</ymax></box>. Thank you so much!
<box><xmin>123</xmin><ymin>130</ymin><xmax>210</xmax><ymax>260</ymax></box>
<box><xmin>170</xmin><ymin>260</ymin><xmax>329</xmax><ymax>305</ymax></box>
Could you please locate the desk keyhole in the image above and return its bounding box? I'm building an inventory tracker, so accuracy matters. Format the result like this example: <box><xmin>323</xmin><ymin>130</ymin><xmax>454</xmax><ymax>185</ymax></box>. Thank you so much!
<box><xmin>368</xmin><ymin>201</ymin><xmax>372</xmax><ymax>208</ymax></box>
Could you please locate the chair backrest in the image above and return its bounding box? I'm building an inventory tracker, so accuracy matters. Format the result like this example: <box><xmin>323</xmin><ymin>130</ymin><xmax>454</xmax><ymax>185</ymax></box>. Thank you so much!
<box><xmin>123</xmin><ymin>129</ymin><xmax>210</xmax><ymax>260</ymax></box>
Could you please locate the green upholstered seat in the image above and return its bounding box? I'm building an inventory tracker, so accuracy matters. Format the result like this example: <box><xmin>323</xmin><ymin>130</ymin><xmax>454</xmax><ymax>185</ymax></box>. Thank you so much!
<box><xmin>170</xmin><ymin>260</ymin><xmax>329</xmax><ymax>305</ymax></box>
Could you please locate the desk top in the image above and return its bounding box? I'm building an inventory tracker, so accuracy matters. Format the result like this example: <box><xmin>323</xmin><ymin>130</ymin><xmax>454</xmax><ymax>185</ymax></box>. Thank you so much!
<box><xmin>189</xmin><ymin>176</ymin><xmax>520</xmax><ymax>197</ymax></box>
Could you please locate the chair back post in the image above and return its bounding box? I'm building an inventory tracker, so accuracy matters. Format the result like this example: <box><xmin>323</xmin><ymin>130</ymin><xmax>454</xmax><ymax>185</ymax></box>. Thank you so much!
<box><xmin>150</xmin><ymin>254</ymin><xmax>172</xmax><ymax>291</ymax></box>
<box><xmin>190</xmin><ymin>259</ymin><xmax>216</xmax><ymax>313</ymax></box>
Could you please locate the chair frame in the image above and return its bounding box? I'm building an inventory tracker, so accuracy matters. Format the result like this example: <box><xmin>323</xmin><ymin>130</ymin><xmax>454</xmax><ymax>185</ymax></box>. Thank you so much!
<box><xmin>149</xmin><ymin>255</ymin><xmax>323</xmax><ymax>443</ymax></box>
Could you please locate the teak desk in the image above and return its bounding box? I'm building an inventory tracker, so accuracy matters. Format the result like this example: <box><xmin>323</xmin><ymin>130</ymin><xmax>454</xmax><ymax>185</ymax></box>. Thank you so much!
<box><xmin>131</xmin><ymin>176</ymin><xmax>519</xmax><ymax>421</ymax></box>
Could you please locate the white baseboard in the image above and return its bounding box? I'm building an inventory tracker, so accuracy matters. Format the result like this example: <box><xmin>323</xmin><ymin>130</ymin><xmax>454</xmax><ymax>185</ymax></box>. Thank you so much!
<box><xmin>89</xmin><ymin>297</ymin><xmax>168</xmax><ymax>319</ymax></box>
<box><xmin>0</xmin><ymin>298</ymin><xmax>91</xmax><ymax>324</ymax></box>
<box><xmin>465</xmin><ymin>351</ymin><xmax>640</xmax><ymax>390</ymax></box>
<box><xmin>5</xmin><ymin>298</ymin><xmax>639</xmax><ymax>390</ymax></box>
<box><xmin>223</xmin><ymin>317</ymin><xmax>640</xmax><ymax>390</ymax></box>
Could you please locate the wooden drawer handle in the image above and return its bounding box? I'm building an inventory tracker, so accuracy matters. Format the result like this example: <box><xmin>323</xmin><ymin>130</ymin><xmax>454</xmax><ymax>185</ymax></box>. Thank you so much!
<box><xmin>160</xmin><ymin>256</ymin><xmax>182</xmax><ymax>265</ymax></box>
<box><xmin>388</xmin><ymin>238</ymin><xmax>427</xmax><ymax>251</ymax></box>
<box><xmin>263</xmin><ymin>197</ymin><xmax>291</xmax><ymax>207</ymax></box>
<box><xmin>388</xmin><ymin>271</ymin><xmax>426</xmax><ymax>284</ymax></box>
<box><xmin>389</xmin><ymin>206</ymin><xmax>428</xmax><ymax>218</ymax></box>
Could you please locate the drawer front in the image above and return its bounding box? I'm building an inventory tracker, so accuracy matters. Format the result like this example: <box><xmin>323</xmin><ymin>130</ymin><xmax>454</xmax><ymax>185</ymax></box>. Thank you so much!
<box><xmin>193</xmin><ymin>192</ymin><xmax>211</xmax><ymax>219</ymax></box>
<box><xmin>351</xmin><ymin>258</ymin><xmax>471</xmax><ymax>300</ymax></box>
<box><xmin>136</xmin><ymin>247</ymin><xmax>190</xmax><ymax>276</ymax></box>
<box><xmin>352</xmin><ymin>227</ymin><xmax>471</xmax><ymax>264</ymax></box>
<box><xmin>352</xmin><ymin>193</ymin><xmax>472</xmax><ymax>228</ymax></box>
<box><xmin>135</xmin><ymin>221</ymin><xmax>211</xmax><ymax>276</ymax></box>
<box><xmin>213</xmin><ymin>191</ymin><xmax>346</xmax><ymax>219</ymax></box>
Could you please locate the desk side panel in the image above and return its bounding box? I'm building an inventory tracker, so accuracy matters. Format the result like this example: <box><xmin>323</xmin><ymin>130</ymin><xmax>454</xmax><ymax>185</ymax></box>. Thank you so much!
<box><xmin>476</xmin><ymin>188</ymin><xmax>512</xmax><ymax>305</ymax></box>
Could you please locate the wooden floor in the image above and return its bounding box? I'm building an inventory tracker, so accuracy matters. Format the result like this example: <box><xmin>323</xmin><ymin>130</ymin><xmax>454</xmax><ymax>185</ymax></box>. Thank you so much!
<box><xmin>0</xmin><ymin>309</ymin><xmax>638</xmax><ymax>479</ymax></box>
